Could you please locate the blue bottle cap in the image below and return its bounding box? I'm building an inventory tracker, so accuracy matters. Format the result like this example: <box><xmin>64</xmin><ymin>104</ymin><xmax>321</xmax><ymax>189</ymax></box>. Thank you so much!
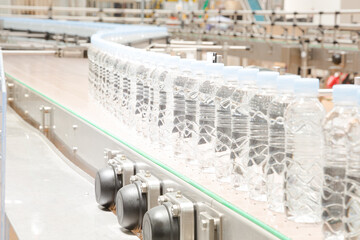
<box><xmin>294</xmin><ymin>78</ymin><xmax>319</xmax><ymax>95</ymax></box>
<box><xmin>277</xmin><ymin>75</ymin><xmax>300</xmax><ymax>92</ymax></box>
<box><xmin>256</xmin><ymin>71</ymin><xmax>279</xmax><ymax>88</ymax></box>
<box><xmin>333</xmin><ymin>85</ymin><xmax>360</xmax><ymax>103</ymax></box>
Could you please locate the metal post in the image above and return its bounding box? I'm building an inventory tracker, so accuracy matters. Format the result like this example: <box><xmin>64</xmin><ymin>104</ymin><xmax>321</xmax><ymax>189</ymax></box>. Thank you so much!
<box><xmin>0</xmin><ymin>48</ymin><xmax>7</xmax><ymax>240</ymax></box>
<box><xmin>141</xmin><ymin>0</ymin><xmax>144</xmax><ymax>24</ymax></box>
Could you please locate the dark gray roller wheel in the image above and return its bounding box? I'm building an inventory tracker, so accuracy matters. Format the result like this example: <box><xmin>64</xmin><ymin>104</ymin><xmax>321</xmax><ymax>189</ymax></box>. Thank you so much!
<box><xmin>142</xmin><ymin>203</ymin><xmax>180</xmax><ymax>240</ymax></box>
<box><xmin>116</xmin><ymin>181</ymin><xmax>147</xmax><ymax>230</ymax></box>
<box><xmin>95</xmin><ymin>166</ymin><xmax>122</xmax><ymax>208</ymax></box>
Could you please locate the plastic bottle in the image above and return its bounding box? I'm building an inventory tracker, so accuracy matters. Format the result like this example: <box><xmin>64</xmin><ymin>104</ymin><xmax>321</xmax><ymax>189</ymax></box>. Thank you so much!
<box><xmin>265</xmin><ymin>75</ymin><xmax>298</xmax><ymax>212</ymax></box>
<box><xmin>285</xmin><ymin>78</ymin><xmax>325</xmax><ymax>223</ymax></box>
<box><xmin>247</xmin><ymin>71</ymin><xmax>278</xmax><ymax>201</ymax></box>
<box><xmin>322</xmin><ymin>85</ymin><xmax>359</xmax><ymax>239</ymax></box>
<box><xmin>158</xmin><ymin>56</ymin><xmax>180</xmax><ymax>159</ymax></box>
<box><xmin>134</xmin><ymin>53</ymin><xmax>152</xmax><ymax>134</ymax></box>
<box><xmin>127</xmin><ymin>50</ymin><xmax>143</xmax><ymax>127</ymax></box>
<box><xmin>345</xmin><ymin>89</ymin><xmax>360</xmax><ymax>239</ymax></box>
<box><xmin>173</xmin><ymin>59</ymin><xmax>193</xmax><ymax>160</ymax></box>
<box><xmin>87</xmin><ymin>46</ymin><xmax>98</xmax><ymax>99</ymax></box>
<box><xmin>215</xmin><ymin>66</ymin><xmax>241</xmax><ymax>182</ymax></box>
<box><xmin>141</xmin><ymin>53</ymin><xmax>158</xmax><ymax>139</ymax></box>
<box><xmin>149</xmin><ymin>56</ymin><xmax>168</xmax><ymax>149</ymax></box>
<box><xmin>198</xmin><ymin>63</ymin><xmax>224</xmax><ymax>173</ymax></box>
<box><xmin>231</xmin><ymin>68</ymin><xmax>259</xmax><ymax>191</ymax></box>
<box><xmin>183</xmin><ymin>61</ymin><xmax>207</xmax><ymax>165</ymax></box>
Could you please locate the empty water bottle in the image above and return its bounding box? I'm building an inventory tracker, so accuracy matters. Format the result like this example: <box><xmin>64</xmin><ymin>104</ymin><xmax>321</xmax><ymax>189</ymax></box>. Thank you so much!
<box><xmin>248</xmin><ymin>71</ymin><xmax>278</xmax><ymax>202</ymax></box>
<box><xmin>322</xmin><ymin>85</ymin><xmax>359</xmax><ymax>239</ymax></box>
<box><xmin>285</xmin><ymin>78</ymin><xmax>325</xmax><ymax>223</ymax></box>
<box><xmin>266</xmin><ymin>75</ymin><xmax>298</xmax><ymax>212</ymax></box>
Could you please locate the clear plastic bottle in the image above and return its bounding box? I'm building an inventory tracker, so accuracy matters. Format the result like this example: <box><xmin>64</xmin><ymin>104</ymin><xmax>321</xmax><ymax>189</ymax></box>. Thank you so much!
<box><xmin>215</xmin><ymin>66</ymin><xmax>241</xmax><ymax>182</ymax></box>
<box><xmin>145</xmin><ymin>54</ymin><xmax>161</xmax><ymax>141</ymax></box>
<box><xmin>198</xmin><ymin>63</ymin><xmax>224</xmax><ymax>173</ymax></box>
<box><xmin>183</xmin><ymin>61</ymin><xmax>207</xmax><ymax>165</ymax></box>
<box><xmin>141</xmin><ymin>53</ymin><xmax>158</xmax><ymax>139</ymax></box>
<box><xmin>87</xmin><ymin>46</ymin><xmax>98</xmax><ymax>99</ymax></box>
<box><xmin>248</xmin><ymin>71</ymin><xmax>278</xmax><ymax>201</ymax></box>
<box><xmin>134</xmin><ymin>55</ymin><xmax>152</xmax><ymax>134</ymax></box>
<box><xmin>265</xmin><ymin>75</ymin><xmax>298</xmax><ymax>212</ymax></box>
<box><xmin>231</xmin><ymin>68</ymin><xmax>259</xmax><ymax>191</ymax></box>
<box><xmin>158</xmin><ymin>56</ymin><xmax>180</xmax><ymax>159</ymax></box>
<box><xmin>173</xmin><ymin>59</ymin><xmax>193</xmax><ymax>160</ymax></box>
<box><xmin>345</xmin><ymin>89</ymin><xmax>360</xmax><ymax>239</ymax></box>
<box><xmin>149</xmin><ymin>56</ymin><xmax>168</xmax><ymax>149</ymax></box>
<box><xmin>285</xmin><ymin>78</ymin><xmax>325</xmax><ymax>223</ymax></box>
<box><xmin>127</xmin><ymin>50</ymin><xmax>142</xmax><ymax>127</ymax></box>
<box><xmin>322</xmin><ymin>85</ymin><xmax>359</xmax><ymax>240</ymax></box>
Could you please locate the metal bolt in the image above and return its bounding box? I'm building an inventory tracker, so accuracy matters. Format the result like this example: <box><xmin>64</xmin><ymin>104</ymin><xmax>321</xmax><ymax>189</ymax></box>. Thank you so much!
<box><xmin>72</xmin><ymin>147</ymin><xmax>78</xmax><ymax>152</ymax></box>
<box><xmin>115</xmin><ymin>165</ymin><xmax>123</xmax><ymax>175</ymax></box>
<box><xmin>158</xmin><ymin>196</ymin><xmax>168</xmax><ymax>205</ymax></box>
<box><xmin>145</xmin><ymin>171</ymin><xmax>151</xmax><ymax>177</ymax></box>
<box><xmin>120</xmin><ymin>155</ymin><xmax>126</xmax><ymax>160</ymax></box>
<box><xmin>166</xmin><ymin>188</ymin><xmax>174</xmax><ymax>193</ymax></box>
<box><xmin>72</xmin><ymin>124</ymin><xmax>78</xmax><ymax>130</ymax></box>
<box><xmin>171</xmin><ymin>205</ymin><xmax>180</xmax><ymax>217</ymax></box>
<box><xmin>176</xmin><ymin>191</ymin><xmax>182</xmax><ymax>198</ymax></box>
<box><xmin>141</xmin><ymin>182</ymin><xmax>148</xmax><ymax>193</ymax></box>
<box><xmin>130</xmin><ymin>175</ymin><xmax>138</xmax><ymax>183</ymax></box>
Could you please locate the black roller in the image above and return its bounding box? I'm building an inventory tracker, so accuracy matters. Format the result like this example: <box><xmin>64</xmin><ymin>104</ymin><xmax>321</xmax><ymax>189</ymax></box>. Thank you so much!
<box><xmin>142</xmin><ymin>203</ymin><xmax>180</xmax><ymax>240</ymax></box>
<box><xmin>95</xmin><ymin>166</ymin><xmax>122</xmax><ymax>208</ymax></box>
<box><xmin>116</xmin><ymin>181</ymin><xmax>147</xmax><ymax>230</ymax></box>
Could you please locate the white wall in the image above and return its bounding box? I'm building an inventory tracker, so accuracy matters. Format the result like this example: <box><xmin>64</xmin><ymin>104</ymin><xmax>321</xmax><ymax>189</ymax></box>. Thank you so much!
<box><xmin>284</xmin><ymin>0</ymin><xmax>341</xmax><ymax>24</ymax></box>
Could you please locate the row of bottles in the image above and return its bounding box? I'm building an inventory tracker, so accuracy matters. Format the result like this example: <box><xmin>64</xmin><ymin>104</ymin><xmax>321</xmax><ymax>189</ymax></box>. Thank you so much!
<box><xmin>87</xmin><ymin>45</ymin><xmax>360</xmax><ymax>239</ymax></box>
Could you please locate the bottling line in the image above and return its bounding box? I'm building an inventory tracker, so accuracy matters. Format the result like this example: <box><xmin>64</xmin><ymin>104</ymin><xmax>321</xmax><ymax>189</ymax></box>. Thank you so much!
<box><xmin>0</xmin><ymin>3</ymin><xmax>360</xmax><ymax>240</ymax></box>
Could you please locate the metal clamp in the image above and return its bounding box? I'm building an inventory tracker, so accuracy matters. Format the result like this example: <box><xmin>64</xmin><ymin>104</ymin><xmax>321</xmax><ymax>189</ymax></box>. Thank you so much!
<box><xmin>109</xmin><ymin>154</ymin><xmax>135</xmax><ymax>186</ymax></box>
<box><xmin>130</xmin><ymin>170</ymin><xmax>161</xmax><ymax>210</ymax></box>
<box><xmin>159</xmin><ymin>191</ymin><xmax>195</xmax><ymax>240</ymax></box>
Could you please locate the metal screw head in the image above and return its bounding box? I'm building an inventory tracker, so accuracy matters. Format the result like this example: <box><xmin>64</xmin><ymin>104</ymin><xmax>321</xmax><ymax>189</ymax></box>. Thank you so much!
<box><xmin>130</xmin><ymin>175</ymin><xmax>138</xmax><ymax>183</ymax></box>
<box><xmin>176</xmin><ymin>191</ymin><xmax>182</xmax><ymax>198</ymax></box>
<box><xmin>115</xmin><ymin>165</ymin><xmax>123</xmax><ymax>175</ymax></box>
<box><xmin>166</xmin><ymin>188</ymin><xmax>174</xmax><ymax>193</ymax></box>
<box><xmin>141</xmin><ymin>182</ymin><xmax>148</xmax><ymax>193</ymax></box>
<box><xmin>120</xmin><ymin>155</ymin><xmax>126</xmax><ymax>160</ymax></box>
<box><xmin>171</xmin><ymin>205</ymin><xmax>180</xmax><ymax>217</ymax></box>
<box><xmin>158</xmin><ymin>196</ymin><xmax>168</xmax><ymax>205</ymax></box>
<box><xmin>145</xmin><ymin>170</ymin><xmax>151</xmax><ymax>177</ymax></box>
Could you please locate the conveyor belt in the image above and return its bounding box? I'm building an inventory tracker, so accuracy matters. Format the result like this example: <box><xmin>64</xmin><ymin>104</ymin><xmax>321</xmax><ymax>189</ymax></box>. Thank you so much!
<box><xmin>4</xmin><ymin>54</ymin><xmax>322</xmax><ymax>240</ymax></box>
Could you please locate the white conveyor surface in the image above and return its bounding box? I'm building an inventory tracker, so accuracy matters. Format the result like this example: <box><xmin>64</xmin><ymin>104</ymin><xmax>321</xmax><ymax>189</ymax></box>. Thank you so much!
<box><xmin>5</xmin><ymin>107</ymin><xmax>137</xmax><ymax>240</ymax></box>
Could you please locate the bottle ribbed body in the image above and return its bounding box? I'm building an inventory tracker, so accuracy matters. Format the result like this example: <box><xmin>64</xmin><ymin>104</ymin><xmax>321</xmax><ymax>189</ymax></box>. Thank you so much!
<box><xmin>322</xmin><ymin>105</ymin><xmax>358</xmax><ymax>240</ymax></box>
<box><xmin>183</xmin><ymin>75</ymin><xmax>201</xmax><ymax>164</ymax></box>
<box><xmin>215</xmin><ymin>85</ymin><xmax>234</xmax><ymax>182</ymax></box>
<box><xmin>158</xmin><ymin>69</ymin><xmax>176</xmax><ymax>159</ymax></box>
<box><xmin>285</xmin><ymin>96</ymin><xmax>325</xmax><ymax>223</ymax></box>
<box><xmin>248</xmin><ymin>89</ymin><xmax>275</xmax><ymax>201</ymax></box>
<box><xmin>197</xmin><ymin>79</ymin><xmax>217</xmax><ymax>173</ymax></box>
<box><xmin>345</xmin><ymin>115</ymin><xmax>360</xmax><ymax>239</ymax></box>
<box><xmin>173</xmin><ymin>74</ymin><xmax>189</xmax><ymax>159</ymax></box>
<box><xmin>231</xmin><ymin>85</ymin><xmax>255</xmax><ymax>191</ymax></box>
<box><xmin>266</xmin><ymin>93</ymin><xmax>293</xmax><ymax>212</ymax></box>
